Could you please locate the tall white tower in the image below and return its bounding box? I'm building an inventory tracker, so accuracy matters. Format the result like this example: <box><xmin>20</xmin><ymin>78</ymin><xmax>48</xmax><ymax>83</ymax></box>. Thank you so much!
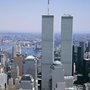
<box><xmin>61</xmin><ymin>15</ymin><xmax>73</xmax><ymax>76</ymax></box>
<box><xmin>42</xmin><ymin>15</ymin><xmax>54</xmax><ymax>90</ymax></box>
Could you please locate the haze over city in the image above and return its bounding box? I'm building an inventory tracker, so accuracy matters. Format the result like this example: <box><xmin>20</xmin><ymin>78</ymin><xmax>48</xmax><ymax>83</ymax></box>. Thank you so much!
<box><xmin>1</xmin><ymin>0</ymin><xmax>90</xmax><ymax>90</ymax></box>
<box><xmin>0</xmin><ymin>0</ymin><xmax>90</xmax><ymax>33</ymax></box>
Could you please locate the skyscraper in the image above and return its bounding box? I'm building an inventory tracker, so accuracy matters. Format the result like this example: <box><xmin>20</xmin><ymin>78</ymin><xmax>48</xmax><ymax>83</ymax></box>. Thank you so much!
<box><xmin>77</xmin><ymin>46</ymin><xmax>83</xmax><ymax>74</ymax></box>
<box><xmin>51</xmin><ymin>61</ymin><xmax>65</xmax><ymax>90</ymax></box>
<box><xmin>61</xmin><ymin>15</ymin><xmax>73</xmax><ymax>76</ymax></box>
<box><xmin>88</xmin><ymin>41</ymin><xmax>90</xmax><ymax>52</ymax></box>
<box><xmin>23</xmin><ymin>55</ymin><xmax>38</xmax><ymax>90</ymax></box>
<box><xmin>79</xmin><ymin>42</ymin><xmax>85</xmax><ymax>58</ymax></box>
<box><xmin>12</xmin><ymin>41</ymin><xmax>21</xmax><ymax>58</ymax></box>
<box><xmin>41</xmin><ymin>15</ymin><xmax>54</xmax><ymax>90</ymax></box>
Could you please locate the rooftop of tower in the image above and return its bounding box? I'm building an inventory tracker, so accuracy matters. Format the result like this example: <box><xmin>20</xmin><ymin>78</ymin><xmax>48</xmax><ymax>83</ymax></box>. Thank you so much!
<box><xmin>42</xmin><ymin>15</ymin><xmax>54</xmax><ymax>17</ymax></box>
<box><xmin>62</xmin><ymin>14</ymin><xmax>73</xmax><ymax>18</ymax></box>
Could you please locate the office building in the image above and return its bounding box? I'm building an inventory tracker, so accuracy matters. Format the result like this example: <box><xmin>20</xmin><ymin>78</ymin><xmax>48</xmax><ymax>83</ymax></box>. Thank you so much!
<box><xmin>72</xmin><ymin>45</ymin><xmax>78</xmax><ymax>74</ymax></box>
<box><xmin>51</xmin><ymin>61</ymin><xmax>65</xmax><ymax>90</ymax></box>
<box><xmin>23</xmin><ymin>55</ymin><xmax>38</xmax><ymax>90</ymax></box>
<box><xmin>76</xmin><ymin>46</ymin><xmax>83</xmax><ymax>74</ymax></box>
<box><xmin>83</xmin><ymin>58</ymin><xmax>90</xmax><ymax>83</ymax></box>
<box><xmin>61</xmin><ymin>15</ymin><xmax>73</xmax><ymax>76</ymax></box>
<box><xmin>88</xmin><ymin>41</ymin><xmax>90</xmax><ymax>52</ymax></box>
<box><xmin>0</xmin><ymin>53</ymin><xmax>7</xmax><ymax>67</ymax></box>
<box><xmin>12</xmin><ymin>42</ymin><xmax>21</xmax><ymax>58</ymax></box>
<box><xmin>79</xmin><ymin>42</ymin><xmax>85</xmax><ymax>58</ymax></box>
<box><xmin>41</xmin><ymin>15</ymin><xmax>54</xmax><ymax>90</ymax></box>
<box><xmin>14</xmin><ymin>56</ymin><xmax>24</xmax><ymax>76</ymax></box>
<box><xmin>19</xmin><ymin>74</ymin><xmax>34</xmax><ymax>90</ymax></box>
<box><xmin>64</xmin><ymin>76</ymin><xmax>74</xmax><ymax>89</ymax></box>
<box><xmin>0</xmin><ymin>73</ymin><xmax>7</xmax><ymax>89</ymax></box>
<box><xmin>10</xmin><ymin>63</ymin><xmax>19</xmax><ymax>80</ymax></box>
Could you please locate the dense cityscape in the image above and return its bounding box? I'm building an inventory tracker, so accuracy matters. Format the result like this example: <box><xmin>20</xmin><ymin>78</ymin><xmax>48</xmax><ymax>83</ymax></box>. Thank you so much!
<box><xmin>0</xmin><ymin>0</ymin><xmax>90</xmax><ymax>90</ymax></box>
<box><xmin>0</xmin><ymin>30</ymin><xmax>90</xmax><ymax>90</ymax></box>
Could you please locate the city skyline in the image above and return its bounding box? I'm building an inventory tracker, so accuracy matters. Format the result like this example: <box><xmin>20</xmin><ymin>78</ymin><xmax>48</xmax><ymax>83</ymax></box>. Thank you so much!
<box><xmin>0</xmin><ymin>0</ymin><xmax>90</xmax><ymax>33</ymax></box>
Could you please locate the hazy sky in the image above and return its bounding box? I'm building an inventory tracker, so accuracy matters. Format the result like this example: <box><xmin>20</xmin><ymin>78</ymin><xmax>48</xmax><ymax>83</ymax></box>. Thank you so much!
<box><xmin>0</xmin><ymin>0</ymin><xmax>90</xmax><ymax>33</ymax></box>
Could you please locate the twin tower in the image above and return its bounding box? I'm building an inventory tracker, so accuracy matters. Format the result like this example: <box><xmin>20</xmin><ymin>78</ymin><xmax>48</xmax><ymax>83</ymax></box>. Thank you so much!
<box><xmin>42</xmin><ymin>15</ymin><xmax>73</xmax><ymax>90</ymax></box>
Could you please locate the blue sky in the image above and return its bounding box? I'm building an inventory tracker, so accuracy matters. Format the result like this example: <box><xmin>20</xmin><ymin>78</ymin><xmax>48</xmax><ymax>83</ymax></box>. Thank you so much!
<box><xmin>0</xmin><ymin>0</ymin><xmax>90</xmax><ymax>33</ymax></box>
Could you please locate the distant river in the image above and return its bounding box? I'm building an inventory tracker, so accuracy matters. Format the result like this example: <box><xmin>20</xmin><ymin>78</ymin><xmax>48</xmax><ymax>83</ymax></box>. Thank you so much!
<box><xmin>0</xmin><ymin>44</ymin><xmax>39</xmax><ymax>56</ymax></box>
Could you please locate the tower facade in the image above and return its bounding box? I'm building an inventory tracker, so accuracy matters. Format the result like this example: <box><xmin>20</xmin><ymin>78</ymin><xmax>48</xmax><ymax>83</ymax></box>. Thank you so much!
<box><xmin>41</xmin><ymin>15</ymin><xmax>54</xmax><ymax>90</ymax></box>
<box><xmin>61</xmin><ymin>15</ymin><xmax>73</xmax><ymax>76</ymax></box>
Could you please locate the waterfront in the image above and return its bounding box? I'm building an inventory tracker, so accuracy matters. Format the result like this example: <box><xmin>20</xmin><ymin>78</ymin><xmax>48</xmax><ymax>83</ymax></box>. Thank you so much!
<box><xmin>0</xmin><ymin>44</ymin><xmax>40</xmax><ymax>56</ymax></box>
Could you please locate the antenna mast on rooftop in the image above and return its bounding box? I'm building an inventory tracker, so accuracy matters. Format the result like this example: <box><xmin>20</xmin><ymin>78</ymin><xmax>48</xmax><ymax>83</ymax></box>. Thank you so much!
<box><xmin>48</xmin><ymin>0</ymin><xmax>50</xmax><ymax>15</ymax></box>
